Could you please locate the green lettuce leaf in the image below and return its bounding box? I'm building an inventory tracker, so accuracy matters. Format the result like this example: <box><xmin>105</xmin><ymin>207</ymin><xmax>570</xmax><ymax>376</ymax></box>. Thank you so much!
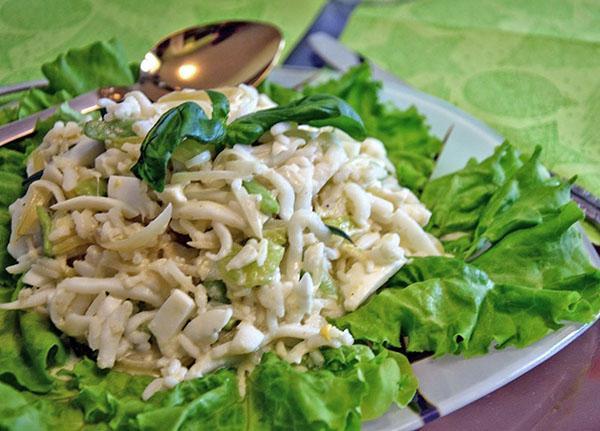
<box><xmin>72</xmin><ymin>358</ymin><xmax>245</xmax><ymax>431</ymax></box>
<box><xmin>0</xmin><ymin>378</ymin><xmax>84</xmax><ymax>431</ymax></box>
<box><xmin>421</xmin><ymin>143</ymin><xmax>576</xmax><ymax>258</ymax></box>
<box><xmin>463</xmin><ymin>147</ymin><xmax>571</xmax><ymax>258</ymax></box>
<box><xmin>421</xmin><ymin>141</ymin><xmax>523</xmax><ymax>246</ymax></box>
<box><xmin>336</xmin><ymin>170</ymin><xmax>598</xmax><ymax>357</ymax></box>
<box><xmin>136</xmin><ymin>369</ymin><xmax>246</xmax><ymax>431</ymax></box>
<box><xmin>0</xmin><ymin>286</ymin><xmax>67</xmax><ymax>393</ymax></box>
<box><xmin>249</xmin><ymin>348</ymin><xmax>415</xmax><ymax>430</ymax></box>
<box><xmin>41</xmin><ymin>39</ymin><xmax>135</xmax><ymax>95</ymax></box>
<box><xmin>0</xmin><ymin>382</ymin><xmax>45</xmax><ymax>430</ymax></box>
<box><xmin>0</xmin><ymin>87</ymin><xmax>72</xmax><ymax>127</ymax></box>
<box><xmin>71</xmin><ymin>358</ymin><xmax>156</xmax><ymax>428</ymax></box>
<box><xmin>466</xmin><ymin>282</ymin><xmax>594</xmax><ymax>356</ymax></box>
<box><xmin>0</xmin><ymin>148</ymin><xmax>26</xmax><ymax>281</ymax></box>
<box><xmin>337</xmin><ymin>147</ymin><xmax>598</xmax><ymax>356</ymax></box>
<box><xmin>0</xmin><ymin>346</ymin><xmax>413</xmax><ymax>431</ymax></box>
<box><xmin>0</xmin><ymin>209</ymin><xmax>14</xmax><ymax>285</ymax></box>
<box><xmin>251</xmin><ymin>348</ymin><xmax>355</xmax><ymax>431</ymax></box>
<box><xmin>0</xmin><ymin>39</ymin><xmax>598</xmax><ymax>431</ymax></box>
<box><xmin>336</xmin><ymin>250</ymin><xmax>598</xmax><ymax>358</ymax></box>
<box><xmin>335</xmin><ymin>257</ymin><xmax>494</xmax><ymax>355</ymax></box>
<box><xmin>0</xmin><ymin>103</ymin><xmax>18</xmax><ymax>126</ymax></box>
<box><xmin>320</xmin><ymin>345</ymin><xmax>418</xmax><ymax>419</ymax></box>
<box><xmin>16</xmin><ymin>89</ymin><xmax>72</xmax><ymax>118</ymax></box>
<box><xmin>472</xmin><ymin>201</ymin><xmax>596</xmax><ymax>288</ymax></box>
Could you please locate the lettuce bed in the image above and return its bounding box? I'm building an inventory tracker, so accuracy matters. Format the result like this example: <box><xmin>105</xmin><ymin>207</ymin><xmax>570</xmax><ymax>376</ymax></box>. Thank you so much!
<box><xmin>0</xmin><ymin>41</ymin><xmax>598</xmax><ymax>431</ymax></box>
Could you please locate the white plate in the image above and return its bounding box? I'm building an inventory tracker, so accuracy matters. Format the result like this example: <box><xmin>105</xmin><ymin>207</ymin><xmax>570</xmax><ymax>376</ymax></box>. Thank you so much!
<box><xmin>270</xmin><ymin>67</ymin><xmax>600</xmax><ymax>430</ymax></box>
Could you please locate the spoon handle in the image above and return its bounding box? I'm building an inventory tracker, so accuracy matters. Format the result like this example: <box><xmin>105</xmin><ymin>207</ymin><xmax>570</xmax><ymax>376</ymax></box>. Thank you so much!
<box><xmin>0</xmin><ymin>89</ymin><xmax>112</xmax><ymax>147</ymax></box>
<box><xmin>0</xmin><ymin>79</ymin><xmax>49</xmax><ymax>97</ymax></box>
<box><xmin>0</xmin><ymin>85</ymin><xmax>137</xmax><ymax>147</ymax></box>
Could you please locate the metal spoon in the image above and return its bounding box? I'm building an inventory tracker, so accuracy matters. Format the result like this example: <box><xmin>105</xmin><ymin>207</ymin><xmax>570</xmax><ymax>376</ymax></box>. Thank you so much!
<box><xmin>0</xmin><ymin>21</ymin><xmax>284</xmax><ymax>146</ymax></box>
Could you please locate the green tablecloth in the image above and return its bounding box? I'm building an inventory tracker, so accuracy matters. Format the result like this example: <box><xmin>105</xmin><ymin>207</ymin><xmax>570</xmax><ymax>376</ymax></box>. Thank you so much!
<box><xmin>342</xmin><ymin>0</ymin><xmax>600</xmax><ymax>196</ymax></box>
<box><xmin>0</xmin><ymin>0</ymin><xmax>324</xmax><ymax>83</ymax></box>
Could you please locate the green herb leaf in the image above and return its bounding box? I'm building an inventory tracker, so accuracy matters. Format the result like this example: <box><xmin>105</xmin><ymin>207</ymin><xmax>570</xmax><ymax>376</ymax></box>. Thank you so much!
<box><xmin>257</xmin><ymin>80</ymin><xmax>304</xmax><ymax>105</ymax></box>
<box><xmin>206</xmin><ymin>90</ymin><xmax>230</xmax><ymax>122</ymax></box>
<box><xmin>171</xmin><ymin>140</ymin><xmax>214</xmax><ymax>164</ymax></box>
<box><xmin>226</xmin><ymin>94</ymin><xmax>366</xmax><ymax>146</ymax></box>
<box><xmin>133</xmin><ymin>94</ymin><xmax>365</xmax><ymax>191</ymax></box>
<box><xmin>131</xmin><ymin>101</ymin><xmax>226</xmax><ymax>192</ymax></box>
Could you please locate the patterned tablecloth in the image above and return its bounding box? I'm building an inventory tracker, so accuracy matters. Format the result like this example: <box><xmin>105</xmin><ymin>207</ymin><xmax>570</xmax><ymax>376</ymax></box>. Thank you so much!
<box><xmin>342</xmin><ymin>0</ymin><xmax>600</xmax><ymax>198</ymax></box>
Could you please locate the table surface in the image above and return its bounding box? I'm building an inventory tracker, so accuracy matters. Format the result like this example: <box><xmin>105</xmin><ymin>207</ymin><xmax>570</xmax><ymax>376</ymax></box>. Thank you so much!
<box><xmin>423</xmin><ymin>320</ymin><xmax>600</xmax><ymax>431</ymax></box>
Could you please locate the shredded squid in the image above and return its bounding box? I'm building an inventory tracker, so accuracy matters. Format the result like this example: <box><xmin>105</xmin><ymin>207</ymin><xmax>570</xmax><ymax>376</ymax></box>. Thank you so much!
<box><xmin>3</xmin><ymin>84</ymin><xmax>442</xmax><ymax>399</ymax></box>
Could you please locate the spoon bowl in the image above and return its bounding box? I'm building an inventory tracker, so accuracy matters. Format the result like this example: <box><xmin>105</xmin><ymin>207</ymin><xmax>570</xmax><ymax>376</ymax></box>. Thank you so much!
<box><xmin>139</xmin><ymin>21</ymin><xmax>284</xmax><ymax>100</ymax></box>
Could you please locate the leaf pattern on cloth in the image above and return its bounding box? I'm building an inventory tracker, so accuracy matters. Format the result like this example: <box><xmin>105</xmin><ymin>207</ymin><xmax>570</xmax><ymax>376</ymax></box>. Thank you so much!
<box><xmin>342</xmin><ymin>0</ymin><xmax>600</xmax><ymax>196</ymax></box>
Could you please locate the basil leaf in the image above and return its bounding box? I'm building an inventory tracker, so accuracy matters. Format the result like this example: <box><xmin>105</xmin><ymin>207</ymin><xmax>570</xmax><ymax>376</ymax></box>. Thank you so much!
<box><xmin>225</xmin><ymin>94</ymin><xmax>366</xmax><ymax>146</ymax></box>
<box><xmin>133</xmin><ymin>94</ymin><xmax>365</xmax><ymax>192</ymax></box>
<box><xmin>131</xmin><ymin>101</ymin><xmax>226</xmax><ymax>192</ymax></box>
<box><xmin>258</xmin><ymin>80</ymin><xmax>304</xmax><ymax>105</ymax></box>
<box><xmin>206</xmin><ymin>90</ymin><xmax>230</xmax><ymax>122</ymax></box>
<box><xmin>171</xmin><ymin>140</ymin><xmax>214</xmax><ymax>164</ymax></box>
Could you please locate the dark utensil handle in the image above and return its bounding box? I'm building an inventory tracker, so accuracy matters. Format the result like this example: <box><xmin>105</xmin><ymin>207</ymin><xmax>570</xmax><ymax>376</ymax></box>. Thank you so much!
<box><xmin>572</xmin><ymin>190</ymin><xmax>600</xmax><ymax>229</ymax></box>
